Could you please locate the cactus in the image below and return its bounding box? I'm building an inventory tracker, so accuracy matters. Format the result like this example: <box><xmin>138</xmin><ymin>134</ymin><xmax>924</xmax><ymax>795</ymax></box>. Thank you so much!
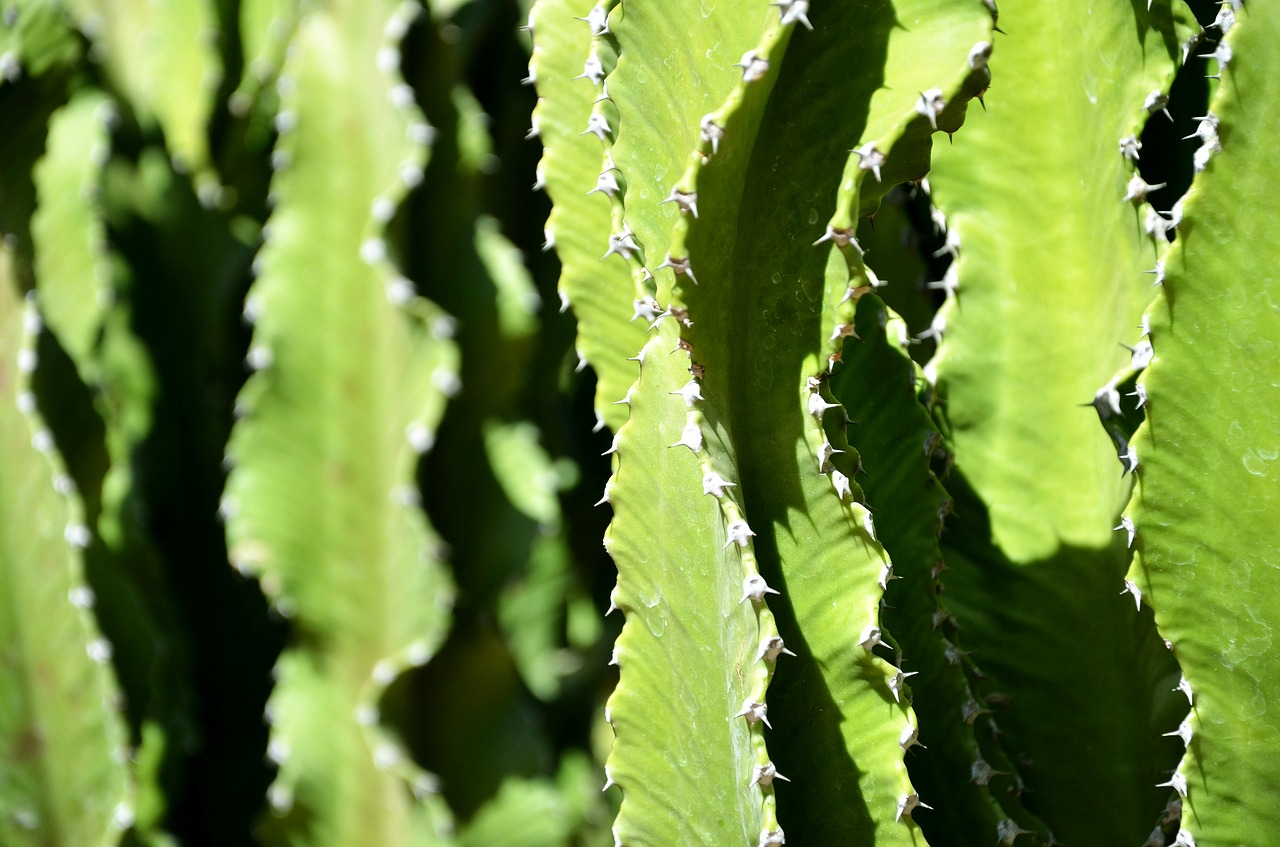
<box><xmin>1</xmin><ymin>243</ymin><xmax>133</xmax><ymax>847</ymax></box>
<box><xmin>1124</xmin><ymin>4</ymin><xmax>1280</xmax><ymax>844</ymax></box>
<box><xmin>2</xmin><ymin>0</ymin><xmax>1278</xmax><ymax>845</ymax></box>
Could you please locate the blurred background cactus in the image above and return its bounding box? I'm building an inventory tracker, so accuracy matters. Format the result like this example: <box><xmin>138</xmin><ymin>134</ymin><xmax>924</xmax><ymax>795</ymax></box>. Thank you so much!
<box><xmin>2</xmin><ymin>0</ymin><xmax>1276</xmax><ymax>846</ymax></box>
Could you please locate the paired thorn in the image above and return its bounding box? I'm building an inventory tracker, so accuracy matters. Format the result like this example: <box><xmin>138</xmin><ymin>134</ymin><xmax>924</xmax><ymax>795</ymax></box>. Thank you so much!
<box><xmin>1144</xmin><ymin>260</ymin><xmax>1166</xmax><ymax>286</ymax></box>
<box><xmin>1143</xmin><ymin>90</ymin><xmax>1172</xmax><ymax>122</ymax></box>
<box><xmin>771</xmin><ymin>0</ymin><xmax>812</xmax><ymax>29</ymax></box>
<box><xmin>602</xmin><ymin>228</ymin><xmax>641</xmax><ymax>261</ymax></box>
<box><xmin>896</xmin><ymin>793</ymin><xmax>932</xmax><ymax>822</ymax></box>
<box><xmin>752</xmin><ymin>761</ymin><xmax>791</xmax><ymax>787</ymax></box>
<box><xmin>888</xmin><ymin>669</ymin><xmax>917</xmax><ymax>702</ymax></box>
<box><xmin>1115</xmin><ymin>516</ymin><xmax>1136</xmax><ymax>548</ymax></box>
<box><xmin>997</xmin><ymin>820</ymin><xmax>1033</xmax><ymax>845</ymax></box>
<box><xmin>670</xmin><ymin>420</ymin><xmax>703</xmax><ymax>452</ymax></box>
<box><xmin>1121</xmin><ymin>443</ymin><xmax>1139</xmax><ymax>475</ymax></box>
<box><xmin>1163</xmin><ymin>717</ymin><xmax>1193</xmax><ymax>746</ymax></box>
<box><xmin>1124</xmin><ymin>339</ymin><xmax>1154</xmax><ymax>370</ymax></box>
<box><xmin>734</xmin><ymin>50</ymin><xmax>770</xmax><ymax>82</ymax></box>
<box><xmin>736</xmin><ymin>700</ymin><xmax>772</xmax><ymax>728</ymax></box>
<box><xmin>807</xmin><ymin>392</ymin><xmax>841</xmax><ymax>418</ymax></box>
<box><xmin>724</xmin><ymin>520</ymin><xmax>756</xmax><ymax>549</ymax></box>
<box><xmin>741</xmin><ymin>574</ymin><xmax>779</xmax><ymax>604</ymax></box>
<box><xmin>1123</xmin><ymin>175</ymin><xmax>1166</xmax><ymax>204</ymax></box>
<box><xmin>657</xmin><ymin>254</ymin><xmax>698</xmax><ymax>285</ymax></box>
<box><xmin>1119</xmin><ymin>135</ymin><xmax>1142</xmax><ymax>162</ymax></box>
<box><xmin>814</xmin><ymin>225</ymin><xmax>863</xmax><ymax>253</ymax></box>
<box><xmin>1130</xmin><ymin>382</ymin><xmax>1148</xmax><ymax>408</ymax></box>
<box><xmin>632</xmin><ymin>296</ymin><xmax>661</xmax><ymax>323</ymax></box>
<box><xmin>759</xmin><ymin>636</ymin><xmax>796</xmax><ymax>663</ymax></box>
<box><xmin>962</xmin><ymin>696</ymin><xmax>991</xmax><ymax>725</ymax></box>
<box><xmin>574</xmin><ymin>54</ymin><xmax>605</xmax><ymax>85</ymax></box>
<box><xmin>758</xmin><ymin>829</ymin><xmax>786</xmax><ymax>847</ymax></box>
<box><xmin>671</xmin><ymin>379</ymin><xmax>703</xmax><ymax>406</ymax></box>
<box><xmin>832</xmin><ymin>470</ymin><xmax>853</xmax><ymax>501</ymax></box>
<box><xmin>1157</xmin><ymin>771</ymin><xmax>1188</xmax><ymax>799</ymax></box>
<box><xmin>1213</xmin><ymin>3</ymin><xmax>1235</xmax><ymax>34</ymax></box>
<box><xmin>700</xmin><ymin>114</ymin><xmax>725</xmax><ymax>155</ymax></box>
<box><xmin>916</xmin><ymin>89</ymin><xmax>945</xmax><ymax>130</ymax></box>
<box><xmin>853</xmin><ymin>142</ymin><xmax>885</xmax><ymax>182</ymax></box>
<box><xmin>661</xmin><ymin>186</ymin><xmax>699</xmax><ymax>217</ymax></box>
<box><xmin>858</xmin><ymin>624</ymin><xmax>885</xmax><ymax>652</ymax></box>
<box><xmin>1121</xmin><ymin>578</ymin><xmax>1143</xmax><ymax>610</ymax></box>
<box><xmin>575</xmin><ymin>4</ymin><xmax>610</xmax><ymax>36</ymax></box>
<box><xmin>971</xmin><ymin>758</ymin><xmax>1008</xmax><ymax>786</ymax></box>
<box><xmin>703</xmin><ymin>469</ymin><xmax>736</xmax><ymax>497</ymax></box>
<box><xmin>899</xmin><ymin>724</ymin><xmax>926</xmax><ymax>751</ymax></box>
<box><xmin>582</xmin><ymin>111</ymin><xmax>611</xmax><ymax>141</ymax></box>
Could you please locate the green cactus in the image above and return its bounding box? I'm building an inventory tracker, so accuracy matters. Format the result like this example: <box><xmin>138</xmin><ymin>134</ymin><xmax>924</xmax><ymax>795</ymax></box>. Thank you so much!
<box><xmin>920</xmin><ymin>1</ymin><xmax>1196</xmax><ymax>841</ymax></box>
<box><xmin>221</xmin><ymin>2</ymin><xmax>459</xmax><ymax>842</ymax></box>
<box><xmin>2</xmin><ymin>0</ymin><xmax>1278</xmax><ymax>845</ymax></box>
<box><xmin>1</xmin><ymin>242</ymin><xmax>133</xmax><ymax>846</ymax></box>
<box><xmin>1124</xmin><ymin>4</ymin><xmax>1280</xmax><ymax>843</ymax></box>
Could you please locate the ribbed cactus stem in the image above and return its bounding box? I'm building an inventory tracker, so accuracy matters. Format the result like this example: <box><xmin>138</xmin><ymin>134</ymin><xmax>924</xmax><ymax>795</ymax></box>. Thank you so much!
<box><xmin>222</xmin><ymin>1</ymin><xmax>457</xmax><ymax>842</ymax></box>
<box><xmin>0</xmin><ymin>252</ymin><xmax>134</xmax><ymax>846</ymax></box>
<box><xmin>1124</xmin><ymin>5</ymin><xmax>1280</xmax><ymax>843</ymax></box>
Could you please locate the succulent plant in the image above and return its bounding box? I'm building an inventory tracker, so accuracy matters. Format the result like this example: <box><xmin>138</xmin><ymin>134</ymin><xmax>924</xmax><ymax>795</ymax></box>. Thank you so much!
<box><xmin>1</xmin><ymin>0</ymin><xmax>1275</xmax><ymax>845</ymax></box>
